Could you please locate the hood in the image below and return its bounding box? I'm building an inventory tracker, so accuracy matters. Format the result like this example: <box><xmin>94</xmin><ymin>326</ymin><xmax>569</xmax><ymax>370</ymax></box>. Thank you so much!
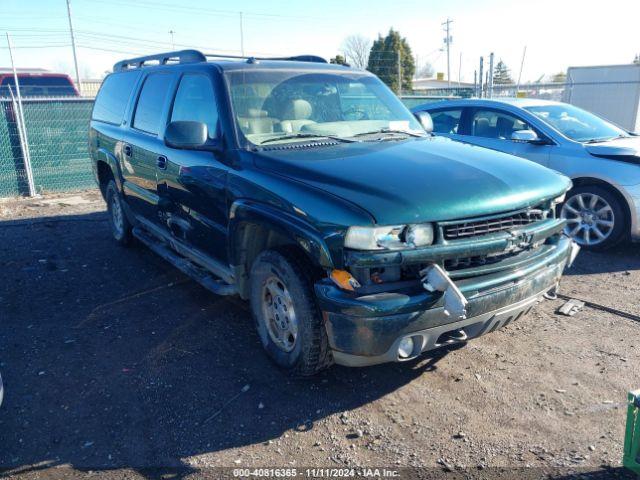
<box><xmin>253</xmin><ymin>137</ymin><xmax>570</xmax><ymax>225</ymax></box>
<box><xmin>584</xmin><ymin>136</ymin><xmax>640</xmax><ymax>164</ymax></box>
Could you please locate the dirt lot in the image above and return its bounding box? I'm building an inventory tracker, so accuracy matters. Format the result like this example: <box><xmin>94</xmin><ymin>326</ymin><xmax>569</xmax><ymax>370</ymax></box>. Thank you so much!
<box><xmin>0</xmin><ymin>191</ymin><xmax>638</xmax><ymax>479</ymax></box>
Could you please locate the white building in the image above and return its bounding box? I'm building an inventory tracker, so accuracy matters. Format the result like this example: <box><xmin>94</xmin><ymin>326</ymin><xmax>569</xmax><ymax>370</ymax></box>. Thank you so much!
<box><xmin>563</xmin><ymin>64</ymin><xmax>640</xmax><ymax>132</ymax></box>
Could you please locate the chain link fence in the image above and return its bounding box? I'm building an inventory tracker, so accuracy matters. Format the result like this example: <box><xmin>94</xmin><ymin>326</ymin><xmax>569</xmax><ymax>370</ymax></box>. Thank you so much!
<box><xmin>0</xmin><ymin>97</ymin><xmax>94</xmax><ymax>197</ymax></box>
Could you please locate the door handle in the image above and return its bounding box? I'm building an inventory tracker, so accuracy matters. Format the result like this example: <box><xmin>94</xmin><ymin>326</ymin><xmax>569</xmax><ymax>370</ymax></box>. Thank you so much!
<box><xmin>157</xmin><ymin>155</ymin><xmax>168</xmax><ymax>170</ymax></box>
<box><xmin>123</xmin><ymin>144</ymin><xmax>132</xmax><ymax>157</ymax></box>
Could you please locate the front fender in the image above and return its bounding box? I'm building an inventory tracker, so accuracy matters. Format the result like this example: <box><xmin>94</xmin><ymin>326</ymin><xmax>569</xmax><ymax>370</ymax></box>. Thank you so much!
<box><xmin>228</xmin><ymin>199</ymin><xmax>337</xmax><ymax>271</ymax></box>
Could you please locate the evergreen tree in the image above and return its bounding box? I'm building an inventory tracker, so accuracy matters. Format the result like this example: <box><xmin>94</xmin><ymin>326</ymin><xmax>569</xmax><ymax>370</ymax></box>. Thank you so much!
<box><xmin>366</xmin><ymin>29</ymin><xmax>415</xmax><ymax>92</ymax></box>
<box><xmin>493</xmin><ymin>60</ymin><xmax>513</xmax><ymax>85</ymax></box>
<box><xmin>329</xmin><ymin>55</ymin><xmax>349</xmax><ymax>66</ymax></box>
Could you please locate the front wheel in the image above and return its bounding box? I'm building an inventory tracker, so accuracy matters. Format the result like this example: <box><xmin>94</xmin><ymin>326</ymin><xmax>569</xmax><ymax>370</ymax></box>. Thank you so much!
<box><xmin>560</xmin><ymin>185</ymin><xmax>626</xmax><ymax>250</ymax></box>
<box><xmin>249</xmin><ymin>249</ymin><xmax>332</xmax><ymax>376</ymax></box>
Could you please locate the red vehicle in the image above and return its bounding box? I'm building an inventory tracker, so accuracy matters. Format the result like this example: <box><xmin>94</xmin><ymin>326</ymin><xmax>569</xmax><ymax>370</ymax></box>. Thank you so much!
<box><xmin>0</xmin><ymin>69</ymin><xmax>79</xmax><ymax>97</ymax></box>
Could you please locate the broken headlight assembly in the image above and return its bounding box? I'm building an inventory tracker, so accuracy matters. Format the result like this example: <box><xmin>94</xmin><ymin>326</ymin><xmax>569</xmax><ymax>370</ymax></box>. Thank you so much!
<box><xmin>551</xmin><ymin>192</ymin><xmax>566</xmax><ymax>209</ymax></box>
<box><xmin>344</xmin><ymin>223</ymin><xmax>434</xmax><ymax>250</ymax></box>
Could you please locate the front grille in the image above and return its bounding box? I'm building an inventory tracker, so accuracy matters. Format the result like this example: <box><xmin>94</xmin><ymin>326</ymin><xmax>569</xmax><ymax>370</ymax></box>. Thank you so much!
<box><xmin>444</xmin><ymin>251</ymin><xmax>518</xmax><ymax>271</ymax></box>
<box><xmin>443</xmin><ymin>208</ymin><xmax>546</xmax><ymax>240</ymax></box>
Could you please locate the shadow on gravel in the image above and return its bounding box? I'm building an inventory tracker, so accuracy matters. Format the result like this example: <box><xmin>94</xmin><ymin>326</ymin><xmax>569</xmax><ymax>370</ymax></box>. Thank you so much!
<box><xmin>554</xmin><ymin>467</ymin><xmax>636</xmax><ymax>479</ymax></box>
<box><xmin>0</xmin><ymin>212</ymin><xmax>464</xmax><ymax>477</ymax></box>
<box><xmin>565</xmin><ymin>241</ymin><xmax>640</xmax><ymax>276</ymax></box>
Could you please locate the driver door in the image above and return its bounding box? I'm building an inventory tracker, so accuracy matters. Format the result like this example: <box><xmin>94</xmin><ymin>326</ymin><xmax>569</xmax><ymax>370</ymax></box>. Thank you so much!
<box><xmin>464</xmin><ymin>108</ymin><xmax>551</xmax><ymax>166</ymax></box>
<box><xmin>156</xmin><ymin>72</ymin><xmax>229</xmax><ymax>263</ymax></box>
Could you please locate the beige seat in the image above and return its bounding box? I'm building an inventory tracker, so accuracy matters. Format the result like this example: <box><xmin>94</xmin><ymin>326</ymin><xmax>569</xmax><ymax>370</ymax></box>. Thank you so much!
<box><xmin>238</xmin><ymin>108</ymin><xmax>279</xmax><ymax>134</ymax></box>
<box><xmin>280</xmin><ymin>99</ymin><xmax>316</xmax><ymax>133</ymax></box>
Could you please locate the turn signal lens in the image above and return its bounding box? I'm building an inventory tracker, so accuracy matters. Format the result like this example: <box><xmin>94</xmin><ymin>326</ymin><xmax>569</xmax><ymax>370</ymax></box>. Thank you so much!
<box><xmin>330</xmin><ymin>269</ymin><xmax>361</xmax><ymax>291</ymax></box>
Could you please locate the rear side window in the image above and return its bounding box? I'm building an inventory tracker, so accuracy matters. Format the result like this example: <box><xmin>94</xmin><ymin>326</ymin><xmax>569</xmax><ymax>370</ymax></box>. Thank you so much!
<box><xmin>92</xmin><ymin>71</ymin><xmax>140</xmax><ymax>124</ymax></box>
<box><xmin>171</xmin><ymin>74</ymin><xmax>219</xmax><ymax>138</ymax></box>
<box><xmin>133</xmin><ymin>73</ymin><xmax>173</xmax><ymax>135</ymax></box>
<box><xmin>430</xmin><ymin>109</ymin><xmax>463</xmax><ymax>134</ymax></box>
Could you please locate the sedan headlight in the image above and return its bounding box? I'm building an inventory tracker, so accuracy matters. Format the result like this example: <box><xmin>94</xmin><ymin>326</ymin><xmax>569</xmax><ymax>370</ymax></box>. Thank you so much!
<box><xmin>344</xmin><ymin>223</ymin><xmax>434</xmax><ymax>250</ymax></box>
<box><xmin>551</xmin><ymin>193</ymin><xmax>566</xmax><ymax>208</ymax></box>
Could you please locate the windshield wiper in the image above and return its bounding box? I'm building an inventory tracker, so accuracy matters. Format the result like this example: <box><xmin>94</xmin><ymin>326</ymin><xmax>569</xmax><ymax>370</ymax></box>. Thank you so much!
<box><xmin>583</xmin><ymin>134</ymin><xmax>628</xmax><ymax>144</ymax></box>
<box><xmin>259</xmin><ymin>133</ymin><xmax>357</xmax><ymax>145</ymax></box>
<box><xmin>352</xmin><ymin>128</ymin><xmax>426</xmax><ymax>139</ymax></box>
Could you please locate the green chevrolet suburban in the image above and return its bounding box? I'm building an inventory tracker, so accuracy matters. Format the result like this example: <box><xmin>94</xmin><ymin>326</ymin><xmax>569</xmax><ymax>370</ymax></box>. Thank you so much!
<box><xmin>89</xmin><ymin>50</ymin><xmax>578</xmax><ymax>375</ymax></box>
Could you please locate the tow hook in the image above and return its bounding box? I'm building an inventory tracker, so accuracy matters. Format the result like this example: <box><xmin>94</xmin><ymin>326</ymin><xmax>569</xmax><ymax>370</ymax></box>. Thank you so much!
<box><xmin>420</xmin><ymin>264</ymin><xmax>468</xmax><ymax>320</ymax></box>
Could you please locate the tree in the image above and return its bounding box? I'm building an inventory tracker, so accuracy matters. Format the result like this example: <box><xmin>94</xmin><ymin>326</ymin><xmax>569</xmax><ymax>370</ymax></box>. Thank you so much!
<box><xmin>634</xmin><ymin>54</ymin><xmax>640</xmax><ymax>65</ymax></box>
<box><xmin>551</xmin><ymin>71</ymin><xmax>567</xmax><ymax>83</ymax></box>
<box><xmin>415</xmin><ymin>61</ymin><xmax>435</xmax><ymax>79</ymax></box>
<box><xmin>366</xmin><ymin>29</ymin><xmax>416</xmax><ymax>93</ymax></box>
<box><xmin>493</xmin><ymin>60</ymin><xmax>513</xmax><ymax>85</ymax></box>
<box><xmin>329</xmin><ymin>55</ymin><xmax>349</xmax><ymax>66</ymax></box>
<box><xmin>340</xmin><ymin>35</ymin><xmax>371</xmax><ymax>70</ymax></box>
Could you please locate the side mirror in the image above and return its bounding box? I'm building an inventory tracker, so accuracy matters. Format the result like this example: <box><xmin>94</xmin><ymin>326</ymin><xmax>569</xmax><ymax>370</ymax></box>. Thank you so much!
<box><xmin>414</xmin><ymin>111</ymin><xmax>433</xmax><ymax>134</ymax></box>
<box><xmin>164</xmin><ymin>121</ymin><xmax>222</xmax><ymax>151</ymax></box>
<box><xmin>511</xmin><ymin>129</ymin><xmax>540</xmax><ymax>143</ymax></box>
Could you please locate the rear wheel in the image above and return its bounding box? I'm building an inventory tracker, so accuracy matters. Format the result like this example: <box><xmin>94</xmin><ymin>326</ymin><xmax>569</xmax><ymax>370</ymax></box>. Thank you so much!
<box><xmin>249</xmin><ymin>249</ymin><xmax>332</xmax><ymax>376</ymax></box>
<box><xmin>105</xmin><ymin>180</ymin><xmax>132</xmax><ymax>245</ymax></box>
<box><xmin>560</xmin><ymin>185</ymin><xmax>626</xmax><ymax>250</ymax></box>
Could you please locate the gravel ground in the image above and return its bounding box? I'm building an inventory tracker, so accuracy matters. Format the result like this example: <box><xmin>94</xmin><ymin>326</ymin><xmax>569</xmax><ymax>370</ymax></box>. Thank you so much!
<box><xmin>0</xmin><ymin>191</ymin><xmax>638</xmax><ymax>479</ymax></box>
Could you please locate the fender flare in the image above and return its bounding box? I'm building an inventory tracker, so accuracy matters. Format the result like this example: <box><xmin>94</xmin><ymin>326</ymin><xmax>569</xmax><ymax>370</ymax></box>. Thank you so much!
<box><xmin>228</xmin><ymin>199</ymin><xmax>336</xmax><ymax>272</ymax></box>
<box><xmin>94</xmin><ymin>147</ymin><xmax>124</xmax><ymax>192</ymax></box>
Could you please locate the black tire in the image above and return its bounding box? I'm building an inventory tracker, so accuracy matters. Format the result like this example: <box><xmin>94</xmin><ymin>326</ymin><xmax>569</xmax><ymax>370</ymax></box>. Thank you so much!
<box><xmin>105</xmin><ymin>180</ymin><xmax>133</xmax><ymax>246</ymax></box>
<box><xmin>249</xmin><ymin>249</ymin><xmax>332</xmax><ymax>376</ymax></box>
<box><xmin>560</xmin><ymin>185</ymin><xmax>627</xmax><ymax>251</ymax></box>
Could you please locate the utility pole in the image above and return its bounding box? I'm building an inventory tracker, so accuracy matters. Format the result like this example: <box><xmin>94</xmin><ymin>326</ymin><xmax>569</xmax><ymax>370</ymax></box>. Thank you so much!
<box><xmin>65</xmin><ymin>0</ymin><xmax>81</xmax><ymax>94</ymax></box>
<box><xmin>488</xmin><ymin>52</ymin><xmax>494</xmax><ymax>98</ymax></box>
<box><xmin>442</xmin><ymin>18</ymin><xmax>453</xmax><ymax>87</ymax></box>
<box><xmin>239</xmin><ymin>12</ymin><xmax>245</xmax><ymax>56</ymax></box>
<box><xmin>397</xmin><ymin>50</ymin><xmax>402</xmax><ymax>95</ymax></box>
<box><xmin>478</xmin><ymin>56</ymin><xmax>484</xmax><ymax>98</ymax></box>
<box><xmin>168</xmin><ymin>30</ymin><xmax>176</xmax><ymax>49</ymax></box>
<box><xmin>458</xmin><ymin>52</ymin><xmax>462</xmax><ymax>87</ymax></box>
<box><xmin>473</xmin><ymin>70</ymin><xmax>477</xmax><ymax>96</ymax></box>
<box><xmin>516</xmin><ymin>46</ymin><xmax>527</xmax><ymax>92</ymax></box>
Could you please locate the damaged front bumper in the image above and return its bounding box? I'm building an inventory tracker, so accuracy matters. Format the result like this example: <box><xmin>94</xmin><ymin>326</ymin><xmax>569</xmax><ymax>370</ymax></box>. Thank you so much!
<box><xmin>315</xmin><ymin>232</ymin><xmax>575</xmax><ymax>367</ymax></box>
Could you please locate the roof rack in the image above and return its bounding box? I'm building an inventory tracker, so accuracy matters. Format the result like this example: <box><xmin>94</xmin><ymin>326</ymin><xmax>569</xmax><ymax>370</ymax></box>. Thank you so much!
<box><xmin>113</xmin><ymin>49</ymin><xmax>327</xmax><ymax>71</ymax></box>
<box><xmin>113</xmin><ymin>50</ymin><xmax>206</xmax><ymax>71</ymax></box>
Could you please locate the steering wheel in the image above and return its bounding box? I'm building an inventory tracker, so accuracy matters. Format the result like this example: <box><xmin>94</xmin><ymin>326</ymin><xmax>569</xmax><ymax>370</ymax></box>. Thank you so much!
<box><xmin>343</xmin><ymin>106</ymin><xmax>369</xmax><ymax>121</ymax></box>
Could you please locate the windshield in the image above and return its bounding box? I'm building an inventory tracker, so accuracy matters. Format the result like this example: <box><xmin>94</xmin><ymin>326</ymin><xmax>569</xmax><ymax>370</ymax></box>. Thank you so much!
<box><xmin>225</xmin><ymin>69</ymin><xmax>423</xmax><ymax>146</ymax></box>
<box><xmin>525</xmin><ymin>103</ymin><xmax>628</xmax><ymax>143</ymax></box>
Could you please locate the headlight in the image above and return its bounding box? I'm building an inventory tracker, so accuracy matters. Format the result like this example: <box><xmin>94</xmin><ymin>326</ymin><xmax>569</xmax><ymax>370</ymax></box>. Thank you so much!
<box><xmin>551</xmin><ymin>193</ymin><xmax>566</xmax><ymax>207</ymax></box>
<box><xmin>344</xmin><ymin>223</ymin><xmax>434</xmax><ymax>250</ymax></box>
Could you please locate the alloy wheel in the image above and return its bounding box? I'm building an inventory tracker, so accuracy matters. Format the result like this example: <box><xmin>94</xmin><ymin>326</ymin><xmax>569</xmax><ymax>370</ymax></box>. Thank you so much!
<box><xmin>560</xmin><ymin>192</ymin><xmax>615</xmax><ymax>246</ymax></box>
<box><xmin>261</xmin><ymin>276</ymin><xmax>298</xmax><ymax>353</ymax></box>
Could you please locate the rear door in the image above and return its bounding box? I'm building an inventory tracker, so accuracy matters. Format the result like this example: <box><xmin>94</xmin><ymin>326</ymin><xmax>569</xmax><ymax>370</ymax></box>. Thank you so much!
<box><xmin>121</xmin><ymin>71</ymin><xmax>177</xmax><ymax>221</ymax></box>
<box><xmin>157</xmin><ymin>71</ymin><xmax>229</xmax><ymax>263</ymax></box>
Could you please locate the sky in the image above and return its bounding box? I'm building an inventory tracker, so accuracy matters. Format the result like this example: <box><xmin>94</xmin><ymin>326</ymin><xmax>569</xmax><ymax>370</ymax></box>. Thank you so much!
<box><xmin>1</xmin><ymin>0</ymin><xmax>639</xmax><ymax>83</ymax></box>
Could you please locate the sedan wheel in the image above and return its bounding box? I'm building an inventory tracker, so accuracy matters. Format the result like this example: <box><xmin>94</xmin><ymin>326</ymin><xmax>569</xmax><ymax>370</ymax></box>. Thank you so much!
<box><xmin>560</xmin><ymin>186</ymin><xmax>625</xmax><ymax>250</ymax></box>
<box><xmin>561</xmin><ymin>192</ymin><xmax>614</xmax><ymax>246</ymax></box>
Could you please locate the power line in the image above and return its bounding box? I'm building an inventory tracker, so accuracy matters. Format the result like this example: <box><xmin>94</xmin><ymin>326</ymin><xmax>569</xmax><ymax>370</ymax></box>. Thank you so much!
<box><xmin>83</xmin><ymin>0</ymin><xmax>339</xmax><ymax>21</ymax></box>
